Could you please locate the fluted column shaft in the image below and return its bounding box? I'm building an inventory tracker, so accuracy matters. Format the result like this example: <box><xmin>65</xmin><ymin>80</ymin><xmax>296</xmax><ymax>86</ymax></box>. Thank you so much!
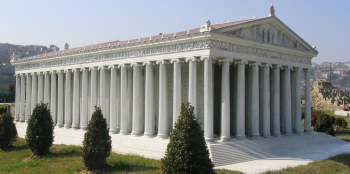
<box><xmin>31</xmin><ymin>73</ymin><xmax>38</xmax><ymax>119</ymax></box>
<box><xmin>38</xmin><ymin>73</ymin><xmax>44</xmax><ymax>103</ymax></box>
<box><xmin>236</xmin><ymin>62</ymin><xmax>246</xmax><ymax>138</ymax></box>
<box><xmin>110</xmin><ymin>66</ymin><xmax>120</xmax><ymax>133</ymax></box>
<box><xmin>251</xmin><ymin>63</ymin><xmax>260</xmax><ymax>137</ymax></box>
<box><xmin>120</xmin><ymin>66</ymin><xmax>128</xmax><ymax>134</ymax></box>
<box><xmin>90</xmin><ymin>67</ymin><xmax>98</xmax><ymax>115</ymax></box>
<box><xmin>291</xmin><ymin>70</ymin><xmax>296</xmax><ymax>132</ymax></box>
<box><xmin>271</xmin><ymin>65</ymin><xmax>281</xmax><ymax>136</ymax></box>
<box><xmin>81</xmin><ymin>68</ymin><xmax>89</xmax><ymax>130</ymax></box>
<box><xmin>283</xmin><ymin>67</ymin><xmax>292</xmax><ymax>135</ymax></box>
<box><xmin>50</xmin><ymin>71</ymin><xmax>57</xmax><ymax>124</ymax></box>
<box><xmin>203</xmin><ymin>57</ymin><xmax>214</xmax><ymax>141</ymax></box>
<box><xmin>57</xmin><ymin>70</ymin><xmax>64</xmax><ymax>128</ymax></box>
<box><xmin>132</xmin><ymin>64</ymin><xmax>141</xmax><ymax>136</ymax></box>
<box><xmin>20</xmin><ymin>74</ymin><xmax>25</xmax><ymax>122</ymax></box>
<box><xmin>15</xmin><ymin>75</ymin><xmax>20</xmax><ymax>122</ymax></box>
<box><xmin>304</xmin><ymin>69</ymin><xmax>312</xmax><ymax>133</ymax></box>
<box><xmin>294</xmin><ymin>68</ymin><xmax>302</xmax><ymax>134</ymax></box>
<box><xmin>221</xmin><ymin>59</ymin><xmax>230</xmax><ymax>141</ymax></box>
<box><xmin>188</xmin><ymin>58</ymin><xmax>197</xmax><ymax>115</ymax></box>
<box><xmin>172</xmin><ymin>60</ymin><xmax>181</xmax><ymax>126</ymax></box>
<box><xmin>64</xmin><ymin>70</ymin><xmax>72</xmax><ymax>129</ymax></box>
<box><xmin>262</xmin><ymin>64</ymin><xmax>271</xmax><ymax>137</ymax></box>
<box><xmin>144</xmin><ymin>63</ymin><xmax>155</xmax><ymax>137</ymax></box>
<box><xmin>100</xmin><ymin>67</ymin><xmax>107</xmax><ymax>122</ymax></box>
<box><xmin>158</xmin><ymin>62</ymin><xmax>168</xmax><ymax>138</ymax></box>
<box><xmin>25</xmin><ymin>74</ymin><xmax>32</xmax><ymax>122</ymax></box>
<box><xmin>44</xmin><ymin>72</ymin><xmax>50</xmax><ymax>103</ymax></box>
<box><xmin>72</xmin><ymin>69</ymin><xmax>80</xmax><ymax>129</ymax></box>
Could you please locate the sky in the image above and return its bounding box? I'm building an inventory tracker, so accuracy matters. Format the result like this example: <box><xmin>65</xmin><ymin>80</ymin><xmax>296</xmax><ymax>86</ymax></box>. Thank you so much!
<box><xmin>1</xmin><ymin>0</ymin><xmax>349</xmax><ymax>63</ymax></box>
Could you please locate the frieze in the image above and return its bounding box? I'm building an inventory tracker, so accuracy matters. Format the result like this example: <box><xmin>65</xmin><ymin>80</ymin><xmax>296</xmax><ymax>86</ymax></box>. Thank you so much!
<box><xmin>14</xmin><ymin>39</ymin><xmax>310</xmax><ymax>70</ymax></box>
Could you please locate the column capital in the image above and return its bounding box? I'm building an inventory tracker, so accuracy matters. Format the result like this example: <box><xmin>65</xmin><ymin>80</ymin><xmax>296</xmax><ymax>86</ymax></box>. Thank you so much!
<box><xmin>98</xmin><ymin>65</ymin><xmax>109</xmax><ymax>70</ymax></box>
<box><xmin>130</xmin><ymin>62</ymin><xmax>143</xmax><ymax>67</ymax></box>
<box><xmin>89</xmin><ymin>66</ymin><xmax>99</xmax><ymax>71</ymax></box>
<box><xmin>58</xmin><ymin>69</ymin><xmax>64</xmax><ymax>73</ymax></box>
<box><xmin>282</xmin><ymin>65</ymin><xmax>292</xmax><ymax>70</ymax></box>
<box><xmin>261</xmin><ymin>62</ymin><xmax>272</xmax><ymax>68</ymax></box>
<box><xmin>64</xmin><ymin>69</ymin><xmax>72</xmax><ymax>73</ymax></box>
<box><xmin>72</xmin><ymin>68</ymin><xmax>80</xmax><ymax>73</ymax></box>
<box><xmin>24</xmin><ymin>73</ymin><xmax>30</xmax><ymax>76</ymax></box>
<box><xmin>303</xmin><ymin>68</ymin><xmax>311</xmax><ymax>73</ymax></box>
<box><xmin>80</xmin><ymin>67</ymin><xmax>90</xmax><ymax>72</ymax></box>
<box><xmin>156</xmin><ymin>60</ymin><xmax>170</xmax><ymax>65</ymax></box>
<box><xmin>200</xmin><ymin>55</ymin><xmax>216</xmax><ymax>61</ymax></box>
<box><xmin>143</xmin><ymin>61</ymin><xmax>156</xmax><ymax>66</ymax></box>
<box><xmin>170</xmin><ymin>58</ymin><xmax>184</xmax><ymax>64</ymax></box>
<box><xmin>272</xmin><ymin>64</ymin><xmax>282</xmax><ymax>69</ymax></box>
<box><xmin>43</xmin><ymin>71</ymin><xmax>51</xmax><ymax>75</ymax></box>
<box><xmin>20</xmin><ymin>73</ymin><xmax>26</xmax><ymax>77</ymax></box>
<box><xmin>185</xmin><ymin>57</ymin><xmax>199</xmax><ymax>62</ymax></box>
<box><xmin>218</xmin><ymin>57</ymin><xmax>233</xmax><ymax>63</ymax></box>
<box><xmin>108</xmin><ymin>64</ymin><xmax>119</xmax><ymax>69</ymax></box>
<box><xmin>30</xmin><ymin>72</ymin><xmax>37</xmax><ymax>75</ymax></box>
<box><xmin>233</xmin><ymin>59</ymin><xmax>248</xmax><ymax>65</ymax></box>
<box><xmin>248</xmin><ymin>61</ymin><xmax>257</xmax><ymax>66</ymax></box>
<box><xmin>293</xmin><ymin>67</ymin><xmax>302</xmax><ymax>72</ymax></box>
<box><xmin>49</xmin><ymin>70</ymin><xmax>57</xmax><ymax>74</ymax></box>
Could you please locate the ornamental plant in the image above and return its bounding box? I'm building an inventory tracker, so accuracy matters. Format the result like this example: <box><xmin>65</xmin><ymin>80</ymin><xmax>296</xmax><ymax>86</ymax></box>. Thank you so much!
<box><xmin>161</xmin><ymin>103</ymin><xmax>214</xmax><ymax>174</ymax></box>
<box><xmin>82</xmin><ymin>106</ymin><xmax>111</xmax><ymax>170</ymax></box>
<box><xmin>0</xmin><ymin>112</ymin><xmax>17</xmax><ymax>150</ymax></box>
<box><xmin>26</xmin><ymin>102</ymin><xmax>54</xmax><ymax>156</ymax></box>
<box><xmin>314</xmin><ymin>114</ymin><xmax>335</xmax><ymax>136</ymax></box>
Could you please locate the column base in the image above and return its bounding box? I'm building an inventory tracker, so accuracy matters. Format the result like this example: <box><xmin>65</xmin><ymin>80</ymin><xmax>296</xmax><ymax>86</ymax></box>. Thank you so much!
<box><xmin>72</xmin><ymin>125</ymin><xmax>79</xmax><ymax>130</ymax></box>
<box><xmin>143</xmin><ymin>132</ymin><xmax>154</xmax><ymax>138</ymax></box>
<box><xmin>294</xmin><ymin>131</ymin><xmax>302</xmax><ymax>135</ymax></box>
<box><xmin>235</xmin><ymin>135</ymin><xmax>246</xmax><ymax>139</ymax></box>
<box><xmin>25</xmin><ymin>114</ymin><xmax>30</xmax><ymax>121</ymax></box>
<box><xmin>157</xmin><ymin>134</ymin><xmax>168</xmax><ymax>139</ymax></box>
<box><xmin>64</xmin><ymin>125</ymin><xmax>71</xmax><ymax>129</ymax></box>
<box><xmin>14</xmin><ymin>114</ymin><xmax>19</xmax><ymax>122</ymax></box>
<box><xmin>57</xmin><ymin>124</ymin><xmax>64</xmax><ymax>128</ymax></box>
<box><xmin>304</xmin><ymin>130</ymin><xmax>312</xmax><ymax>134</ymax></box>
<box><xmin>262</xmin><ymin>133</ymin><xmax>271</xmax><ymax>138</ymax></box>
<box><xmin>120</xmin><ymin>130</ymin><xmax>129</xmax><ymax>135</ymax></box>
<box><xmin>220</xmin><ymin>136</ymin><xmax>231</xmax><ymax>142</ymax></box>
<box><xmin>80</xmin><ymin>126</ymin><xmax>88</xmax><ymax>131</ymax></box>
<box><xmin>250</xmin><ymin>134</ymin><xmax>261</xmax><ymax>139</ymax></box>
<box><xmin>109</xmin><ymin>129</ymin><xmax>119</xmax><ymax>134</ymax></box>
<box><xmin>284</xmin><ymin>132</ymin><xmax>293</xmax><ymax>136</ymax></box>
<box><xmin>131</xmin><ymin>131</ymin><xmax>141</xmax><ymax>136</ymax></box>
<box><xmin>272</xmin><ymin>132</ymin><xmax>282</xmax><ymax>137</ymax></box>
<box><xmin>20</xmin><ymin>114</ymin><xmax>25</xmax><ymax>122</ymax></box>
<box><xmin>205</xmin><ymin>137</ymin><xmax>216</xmax><ymax>142</ymax></box>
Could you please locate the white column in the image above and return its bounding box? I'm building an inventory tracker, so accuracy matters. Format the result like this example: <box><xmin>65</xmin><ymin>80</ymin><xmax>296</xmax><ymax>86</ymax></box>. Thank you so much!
<box><xmin>57</xmin><ymin>70</ymin><xmax>64</xmax><ymax>128</ymax></box>
<box><xmin>294</xmin><ymin>68</ymin><xmax>302</xmax><ymax>134</ymax></box>
<box><xmin>221</xmin><ymin>59</ymin><xmax>231</xmax><ymax>141</ymax></box>
<box><xmin>37</xmin><ymin>72</ymin><xmax>44</xmax><ymax>103</ymax></box>
<box><xmin>271</xmin><ymin>65</ymin><xmax>281</xmax><ymax>136</ymax></box>
<box><xmin>25</xmin><ymin>73</ymin><xmax>32</xmax><ymax>122</ymax></box>
<box><xmin>120</xmin><ymin>65</ymin><xmax>128</xmax><ymax>135</ymax></box>
<box><xmin>50</xmin><ymin>71</ymin><xmax>57</xmax><ymax>125</ymax></box>
<box><xmin>90</xmin><ymin>67</ymin><xmax>98</xmax><ymax>116</ymax></box>
<box><xmin>202</xmin><ymin>56</ymin><xmax>215</xmax><ymax>142</ymax></box>
<box><xmin>172</xmin><ymin>59</ymin><xmax>182</xmax><ymax>127</ymax></box>
<box><xmin>262</xmin><ymin>64</ymin><xmax>271</xmax><ymax>137</ymax></box>
<box><xmin>144</xmin><ymin>62</ymin><xmax>155</xmax><ymax>137</ymax></box>
<box><xmin>304</xmin><ymin>69</ymin><xmax>312</xmax><ymax>133</ymax></box>
<box><xmin>99</xmin><ymin>66</ymin><xmax>107</xmax><ymax>122</ymax></box>
<box><xmin>235</xmin><ymin>61</ymin><xmax>246</xmax><ymax>139</ymax></box>
<box><xmin>64</xmin><ymin>69</ymin><xmax>72</xmax><ymax>129</ymax></box>
<box><xmin>20</xmin><ymin>74</ymin><xmax>25</xmax><ymax>122</ymax></box>
<box><xmin>44</xmin><ymin>71</ymin><xmax>50</xmax><ymax>103</ymax></box>
<box><xmin>131</xmin><ymin>63</ymin><xmax>141</xmax><ymax>136</ymax></box>
<box><xmin>127</xmin><ymin>67</ymin><xmax>133</xmax><ymax>133</ymax></box>
<box><xmin>291</xmin><ymin>70</ymin><xmax>296</xmax><ymax>132</ymax></box>
<box><xmin>72</xmin><ymin>68</ymin><xmax>80</xmax><ymax>129</ymax></box>
<box><xmin>157</xmin><ymin>60</ymin><xmax>168</xmax><ymax>138</ymax></box>
<box><xmin>15</xmin><ymin>74</ymin><xmax>20</xmax><ymax>122</ymax></box>
<box><xmin>251</xmin><ymin>63</ymin><xmax>260</xmax><ymax>138</ymax></box>
<box><xmin>31</xmin><ymin>73</ymin><xmax>38</xmax><ymax>120</ymax></box>
<box><xmin>109</xmin><ymin>65</ymin><xmax>120</xmax><ymax>133</ymax></box>
<box><xmin>81</xmin><ymin>68</ymin><xmax>89</xmax><ymax>130</ymax></box>
<box><xmin>283</xmin><ymin>66</ymin><xmax>292</xmax><ymax>135</ymax></box>
<box><xmin>187</xmin><ymin>57</ymin><xmax>197</xmax><ymax>115</ymax></box>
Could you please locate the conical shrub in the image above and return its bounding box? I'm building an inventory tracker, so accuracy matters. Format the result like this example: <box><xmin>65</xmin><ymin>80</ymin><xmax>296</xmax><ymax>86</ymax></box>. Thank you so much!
<box><xmin>26</xmin><ymin>102</ymin><xmax>54</xmax><ymax>156</ymax></box>
<box><xmin>0</xmin><ymin>112</ymin><xmax>17</xmax><ymax>150</ymax></box>
<box><xmin>161</xmin><ymin>103</ymin><xmax>214</xmax><ymax>174</ymax></box>
<box><xmin>82</xmin><ymin>106</ymin><xmax>112</xmax><ymax>170</ymax></box>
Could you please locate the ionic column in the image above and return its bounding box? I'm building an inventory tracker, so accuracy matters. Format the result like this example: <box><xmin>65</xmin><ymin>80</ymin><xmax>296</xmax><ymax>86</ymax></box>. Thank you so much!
<box><xmin>294</xmin><ymin>67</ymin><xmax>302</xmax><ymax>134</ymax></box>
<box><xmin>157</xmin><ymin>60</ymin><xmax>168</xmax><ymax>138</ymax></box>
<box><xmin>120</xmin><ymin>64</ymin><xmax>128</xmax><ymax>135</ymax></box>
<box><xmin>72</xmin><ymin>68</ymin><xmax>80</xmax><ymax>129</ymax></box>
<box><xmin>25</xmin><ymin>73</ymin><xmax>32</xmax><ymax>122</ymax></box>
<box><xmin>37</xmin><ymin>72</ymin><xmax>44</xmax><ymax>103</ymax></box>
<box><xmin>127</xmin><ymin>67</ymin><xmax>133</xmax><ymax>133</ymax></box>
<box><xmin>235</xmin><ymin>61</ymin><xmax>246</xmax><ymax>139</ymax></box>
<box><xmin>202</xmin><ymin>56</ymin><xmax>215</xmax><ymax>142</ymax></box>
<box><xmin>109</xmin><ymin>65</ymin><xmax>120</xmax><ymax>133</ymax></box>
<box><xmin>261</xmin><ymin>63</ymin><xmax>271</xmax><ymax>137</ymax></box>
<box><xmin>291</xmin><ymin>69</ymin><xmax>296</xmax><ymax>132</ymax></box>
<box><xmin>304</xmin><ymin>69</ymin><xmax>312</xmax><ymax>133</ymax></box>
<box><xmin>64</xmin><ymin>69</ymin><xmax>72</xmax><ymax>129</ymax></box>
<box><xmin>31</xmin><ymin>73</ymin><xmax>38</xmax><ymax>120</ymax></box>
<box><xmin>15</xmin><ymin>74</ymin><xmax>20</xmax><ymax>122</ymax></box>
<box><xmin>100</xmin><ymin>66</ymin><xmax>108</xmax><ymax>123</ymax></box>
<box><xmin>187</xmin><ymin>57</ymin><xmax>197</xmax><ymax>115</ymax></box>
<box><xmin>90</xmin><ymin>67</ymin><xmax>98</xmax><ymax>116</ymax></box>
<box><xmin>251</xmin><ymin>62</ymin><xmax>260</xmax><ymax>138</ymax></box>
<box><xmin>81</xmin><ymin>68</ymin><xmax>89</xmax><ymax>130</ymax></box>
<box><xmin>20</xmin><ymin>74</ymin><xmax>25</xmax><ymax>122</ymax></box>
<box><xmin>57</xmin><ymin>70</ymin><xmax>64</xmax><ymax>128</ymax></box>
<box><xmin>171</xmin><ymin>59</ymin><xmax>182</xmax><ymax>127</ymax></box>
<box><xmin>283</xmin><ymin>66</ymin><xmax>292</xmax><ymax>135</ymax></box>
<box><xmin>221</xmin><ymin>58</ymin><xmax>231</xmax><ymax>141</ymax></box>
<box><xmin>44</xmin><ymin>71</ymin><xmax>50</xmax><ymax>103</ymax></box>
<box><xmin>131</xmin><ymin>63</ymin><xmax>141</xmax><ymax>136</ymax></box>
<box><xmin>271</xmin><ymin>65</ymin><xmax>281</xmax><ymax>136</ymax></box>
<box><xmin>50</xmin><ymin>71</ymin><xmax>57</xmax><ymax>125</ymax></box>
<box><xmin>144</xmin><ymin>62</ymin><xmax>155</xmax><ymax>137</ymax></box>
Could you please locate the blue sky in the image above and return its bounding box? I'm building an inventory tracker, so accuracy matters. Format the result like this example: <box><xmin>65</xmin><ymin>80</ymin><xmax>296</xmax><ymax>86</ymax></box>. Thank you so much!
<box><xmin>1</xmin><ymin>0</ymin><xmax>349</xmax><ymax>63</ymax></box>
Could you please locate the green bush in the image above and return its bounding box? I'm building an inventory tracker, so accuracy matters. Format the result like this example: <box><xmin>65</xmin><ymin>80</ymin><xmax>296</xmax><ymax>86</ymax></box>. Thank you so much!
<box><xmin>82</xmin><ymin>106</ymin><xmax>111</xmax><ymax>170</ymax></box>
<box><xmin>342</xmin><ymin>119</ymin><xmax>348</xmax><ymax>128</ymax></box>
<box><xmin>311</xmin><ymin>110</ymin><xmax>323</xmax><ymax>127</ymax></box>
<box><xmin>0</xmin><ymin>112</ymin><xmax>17</xmax><ymax>149</ymax></box>
<box><xmin>314</xmin><ymin>114</ymin><xmax>335</xmax><ymax>136</ymax></box>
<box><xmin>161</xmin><ymin>103</ymin><xmax>214</xmax><ymax>174</ymax></box>
<box><xmin>25</xmin><ymin>102</ymin><xmax>54</xmax><ymax>156</ymax></box>
<box><xmin>335</xmin><ymin>117</ymin><xmax>343</xmax><ymax>127</ymax></box>
<box><xmin>330</xmin><ymin>116</ymin><xmax>336</xmax><ymax>125</ymax></box>
<box><xmin>0</xmin><ymin>106</ymin><xmax>7</xmax><ymax>114</ymax></box>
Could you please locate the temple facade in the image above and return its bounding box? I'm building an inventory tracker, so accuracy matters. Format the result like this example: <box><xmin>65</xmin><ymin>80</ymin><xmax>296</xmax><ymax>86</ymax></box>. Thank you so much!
<box><xmin>12</xmin><ymin>7</ymin><xmax>318</xmax><ymax>142</ymax></box>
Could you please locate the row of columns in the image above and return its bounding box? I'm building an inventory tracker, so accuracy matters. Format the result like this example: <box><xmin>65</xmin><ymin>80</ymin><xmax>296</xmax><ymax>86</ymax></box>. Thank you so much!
<box><xmin>14</xmin><ymin>57</ymin><xmax>312</xmax><ymax>141</ymax></box>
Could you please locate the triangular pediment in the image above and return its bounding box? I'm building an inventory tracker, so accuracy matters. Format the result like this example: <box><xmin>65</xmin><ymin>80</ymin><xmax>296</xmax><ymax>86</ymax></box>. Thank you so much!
<box><xmin>213</xmin><ymin>17</ymin><xmax>317</xmax><ymax>53</ymax></box>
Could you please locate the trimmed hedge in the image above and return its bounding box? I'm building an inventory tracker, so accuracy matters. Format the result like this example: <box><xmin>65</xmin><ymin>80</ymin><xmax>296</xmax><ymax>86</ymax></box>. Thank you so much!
<box><xmin>0</xmin><ymin>112</ymin><xmax>17</xmax><ymax>149</ymax></box>
<box><xmin>314</xmin><ymin>114</ymin><xmax>335</xmax><ymax>136</ymax></box>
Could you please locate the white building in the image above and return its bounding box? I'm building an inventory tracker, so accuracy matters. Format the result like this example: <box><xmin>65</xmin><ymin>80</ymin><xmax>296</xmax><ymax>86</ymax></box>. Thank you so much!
<box><xmin>12</xmin><ymin>6</ymin><xmax>317</xmax><ymax>142</ymax></box>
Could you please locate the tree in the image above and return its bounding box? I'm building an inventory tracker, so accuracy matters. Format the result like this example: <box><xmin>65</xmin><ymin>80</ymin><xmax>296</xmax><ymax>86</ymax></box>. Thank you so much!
<box><xmin>26</xmin><ymin>102</ymin><xmax>54</xmax><ymax>156</ymax></box>
<box><xmin>82</xmin><ymin>106</ymin><xmax>111</xmax><ymax>170</ymax></box>
<box><xmin>0</xmin><ymin>112</ymin><xmax>17</xmax><ymax>150</ymax></box>
<box><xmin>314</xmin><ymin>114</ymin><xmax>335</xmax><ymax>136</ymax></box>
<box><xmin>8</xmin><ymin>83</ymin><xmax>15</xmax><ymax>93</ymax></box>
<box><xmin>161</xmin><ymin>103</ymin><xmax>214</xmax><ymax>174</ymax></box>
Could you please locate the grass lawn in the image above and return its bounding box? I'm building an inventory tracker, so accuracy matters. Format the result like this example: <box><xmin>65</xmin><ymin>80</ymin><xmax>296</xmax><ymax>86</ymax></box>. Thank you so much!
<box><xmin>1</xmin><ymin>137</ymin><xmax>350</xmax><ymax>174</ymax></box>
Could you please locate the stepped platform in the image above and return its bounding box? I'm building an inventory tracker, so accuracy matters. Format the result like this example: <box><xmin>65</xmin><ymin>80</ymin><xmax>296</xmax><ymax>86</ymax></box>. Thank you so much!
<box><xmin>16</xmin><ymin>122</ymin><xmax>350</xmax><ymax>174</ymax></box>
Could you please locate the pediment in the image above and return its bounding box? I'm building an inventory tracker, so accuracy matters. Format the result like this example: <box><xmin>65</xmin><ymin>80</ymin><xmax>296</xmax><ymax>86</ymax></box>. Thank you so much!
<box><xmin>213</xmin><ymin>17</ymin><xmax>317</xmax><ymax>53</ymax></box>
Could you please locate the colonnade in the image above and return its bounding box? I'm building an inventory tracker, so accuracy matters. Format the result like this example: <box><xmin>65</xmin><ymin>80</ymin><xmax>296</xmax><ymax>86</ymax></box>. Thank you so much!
<box><xmin>14</xmin><ymin>56</ymin><xmax>312</xmax><ymax>141</ymax></box>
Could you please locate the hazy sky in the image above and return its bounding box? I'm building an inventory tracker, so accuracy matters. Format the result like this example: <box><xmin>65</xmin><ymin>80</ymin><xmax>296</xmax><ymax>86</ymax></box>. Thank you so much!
<box><xmin>1</xmin><ymin>1</ymin><xmax>349</xmax><ymax>63</ymax></box>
